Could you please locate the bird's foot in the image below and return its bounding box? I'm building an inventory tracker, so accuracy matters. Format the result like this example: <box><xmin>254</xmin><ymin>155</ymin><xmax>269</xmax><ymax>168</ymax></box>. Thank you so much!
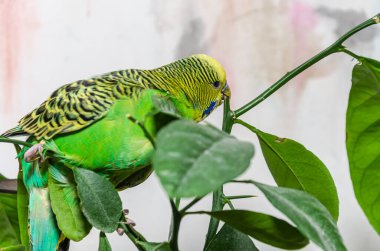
<box><xmin>24</xmin><ymin>141</ymin><xmax>45</xmax><ymax>163</ymax></box>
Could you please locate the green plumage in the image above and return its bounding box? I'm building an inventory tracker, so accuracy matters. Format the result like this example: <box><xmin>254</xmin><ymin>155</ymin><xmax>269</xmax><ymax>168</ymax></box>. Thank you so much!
<box><xmin>3</xmin><ymin>54</ymin><xmax>230</xmax><ymax>251</ymax></box>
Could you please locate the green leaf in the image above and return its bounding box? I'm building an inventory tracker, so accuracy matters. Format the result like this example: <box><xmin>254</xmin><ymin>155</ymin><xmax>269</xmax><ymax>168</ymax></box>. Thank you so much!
<box><xmin>346</xmin><ymin>57</ymin><xmax>380</xmax><ymax>235</ymax></box>
<box><xmin>205</xmin><ymin>224</ymin><xmax>258</xmax><ymax>251</ymax></box>
<box><xmin>49</xmin><ymin>166</ymin><xmax>91</xmax><ymax>241</ymax></box>
<box><xmin>73</xmin><ymin>168</ymin><xmax>122</xmax><ymax>233</ymax></box>
<box><xmin>196</xmin><ymin>210</ymin><xmax>308</xmax><ymax>250</ymax></box>
<box><xmin>255</xmin><ymin>129</ymin><xmax>339</xmax><ymax>220</ymax></box>
<box><xmin>15</xmin><ymin>144</ymin><xmax>29</xmax><ymax>251</ymax></box>
<box><xmin>98</xmin><ymin>232</ymin><xmax>112</xmax><ymax>251</ymax></box>
<box><xmin>253</xmin><ymin>181</ymin><xmax>346</xmax><ymax>251</ymax></box>
<box><xmin>0</xmin><ymin>193</ymin><xmax>20</xmax><ymax>241</ymax></box>
<box><xmin>0</xmin><ymin>203</ymin><xmax>19</xmax><ymax>248</ymax></box>
<box><xmin>136</xmin><ymin>241</ymin><xmax>171</xmax><ymax>251</ymax></box>
<box><xmin>153</xmin><ymin>120</ymin><xmax>254</xmax><ymax>198</ymax></box>
<box><xmin>1</xmin><ymin>244</ymin><xmax>25</xmax><ymax>251</ymax></box>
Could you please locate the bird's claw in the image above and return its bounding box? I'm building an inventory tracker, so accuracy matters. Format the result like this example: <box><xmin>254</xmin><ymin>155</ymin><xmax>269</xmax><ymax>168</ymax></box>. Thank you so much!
<box><xmin>24</xmin><ymin>141</ymin><xmax>45</xmax><ymax>163</ymax></box>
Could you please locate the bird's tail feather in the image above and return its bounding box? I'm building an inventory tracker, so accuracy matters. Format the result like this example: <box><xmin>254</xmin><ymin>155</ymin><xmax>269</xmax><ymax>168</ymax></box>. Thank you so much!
<box><xmin>29</xmin><ymin>187</ymin><xmax>61</xmax><ymax>251</ymax></box>
<box><xmin>1</xmin><ymin>125</ymin><xmax>27</xmax><ymax>138</ymax></box>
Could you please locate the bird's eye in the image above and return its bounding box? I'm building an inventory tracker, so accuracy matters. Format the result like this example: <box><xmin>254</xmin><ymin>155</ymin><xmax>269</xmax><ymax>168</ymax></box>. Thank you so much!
<box><xmin>212</xmin><ymin>81</ymin><xmax>221</xmax><ymax>89</ymax></box>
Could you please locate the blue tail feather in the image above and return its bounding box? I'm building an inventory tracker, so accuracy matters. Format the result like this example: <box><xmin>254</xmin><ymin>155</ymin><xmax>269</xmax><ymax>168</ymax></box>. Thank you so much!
<box><xmin>29</xmin><ymin>187</ymin><xmax>61</xmax><ymax>251</ymax></box>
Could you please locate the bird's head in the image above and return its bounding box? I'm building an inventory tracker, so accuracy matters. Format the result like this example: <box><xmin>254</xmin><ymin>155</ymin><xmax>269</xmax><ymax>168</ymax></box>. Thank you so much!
<box><xmin>154</xmin><ymin>54</ymin><xmax>230</xmax><ymax>121</ymax></box>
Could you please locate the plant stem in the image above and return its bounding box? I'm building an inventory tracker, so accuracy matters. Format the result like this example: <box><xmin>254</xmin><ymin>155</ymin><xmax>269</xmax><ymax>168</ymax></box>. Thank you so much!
<box><xmin>222</xmin><ymin>97</ymin><xmax>234</xmax><ymax>134</ymax></box>
<box><xmin>180</xmin><ymin>197</ymin><xmax>204</xmax><ymax>213</ymax></box>
<box><xmin>234</xmin><ymin>119</ymin><xmax>258</xmax><ymax>133</ymax></box>
<box><xmin>338</xmin><ymin>47</ymin><xmax>362</xmax><ymax>60</ymax></box>
<box><xmin>0</xmin><ymin>137</ymin><xmax>33</xmax><ymax>147</ymax></box>
<box><xmin>119</xmin><ymin>223</ymin><xmax>145</xmax><ymax>251</ymax></box>
<box><xmin>203</xmin><ymin>97</ymin><xmax>234</xmax><ymax>250</ymax></box>
<box><xmin>234</xmin><ymin>13</ymin><xmax>380</xmax><ymax>117</ymax></box>
<box><xmin>169</xmin><ymin>199</ymin><xmax>182</xmax><ymax>251</ymax></box>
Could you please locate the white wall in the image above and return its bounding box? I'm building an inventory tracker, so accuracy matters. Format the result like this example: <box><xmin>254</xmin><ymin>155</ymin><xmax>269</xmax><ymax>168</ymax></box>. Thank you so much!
<box><xmin>1</xmin><ymin>1</ymin><xmax>380</xmax><ymax>250</ymax></box>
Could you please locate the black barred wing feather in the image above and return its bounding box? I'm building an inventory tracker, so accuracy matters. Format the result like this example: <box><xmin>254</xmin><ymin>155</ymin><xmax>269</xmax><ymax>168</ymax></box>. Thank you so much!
<box><xmin>16</xmin><ymin>74</ymin><xmax>143</xmax><ymax>140</ymax></box>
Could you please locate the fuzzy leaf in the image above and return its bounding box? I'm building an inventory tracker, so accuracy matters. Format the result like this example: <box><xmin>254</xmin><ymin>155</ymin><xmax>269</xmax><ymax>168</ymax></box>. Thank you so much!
<box><xmin>49</xmin><ymin>166</ymin><xmax>91</xmax><ymax>241</ymax></box>
<box><xmin>0</xmin><ymin>203</ymin><xmax>19</xmax><ymax>248</ymax></box>
<box><xmin>205</xmin><ymin>224</ymin><xmax>258</xmax><ymax>251</ymax></box>
<box><xmin>74</xmin><ymin>168</ymin><xmax>122</xmax><ymax>233</ymax></box>
<box><xmin>0</xmin><ymin>193</ymin><xmax>20</xmax><ymax>241</ymax></box>
<box><xmin>255</xmin><ymin>129</ymin><xmax>339</xmax><ymax>220</ymax></box>
<box><xmin>153</xmin><ymin>120</ymin><xmax>254</xmax><ymax>198</ymax></box>
<box><xmin>346</xmin><ymin>57</ymin><xmax>380</xmax><ymax>235</ymax></box>
<box><xmin>15</xmin><ymin>144</ymin><xmax>29</xmax><ymax>251</ymax></box>
<box><xmin>197</xmin><ymin>210</ymin><xmax>308</xmax><ymax>250</ymax></box>
<box><xmin>1</xmin><ymin>245</ymin><xmax>25</xmax><ymax>251</ymax></box>
<box><xmin>253</xmin><ymin>182</ymin><xmax>346</xmax><ymax>251</ymax></box>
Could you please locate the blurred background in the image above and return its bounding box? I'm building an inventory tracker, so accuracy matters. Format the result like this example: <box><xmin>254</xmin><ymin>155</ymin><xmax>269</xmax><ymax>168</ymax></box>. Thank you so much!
<box><xmin>1</xmin><ymin>0</ymin><xmax>380</xmax><ymax>250</ymax></box>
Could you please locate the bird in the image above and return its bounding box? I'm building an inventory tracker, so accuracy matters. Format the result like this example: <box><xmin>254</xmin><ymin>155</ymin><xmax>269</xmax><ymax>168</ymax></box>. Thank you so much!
<box><xmin>2</xmin><ymin>54</ymin><xmax>230</xmax><ymax>251</ymax></box>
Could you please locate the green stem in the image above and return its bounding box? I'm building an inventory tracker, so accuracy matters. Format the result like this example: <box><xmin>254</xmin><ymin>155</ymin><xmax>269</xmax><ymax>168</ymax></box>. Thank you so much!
<box><xmin>119</xmin><ymin>223</ymin><xmax>145</xmax><ymax>251</ymax></box>
<box><xmin>203</xmin><ymin>97</ymin><xmax>234</xmax><ymax>250</ymax></box>
<box><xmin>180</xmin><ymin>197</ymin><xmax>204</xmax><ymax>214</ymax></box>
<box><xmin>222</xmin><ymin>97</ymin><xmax>234</xmax><ymax>134</ymax></box>
<box><xmin>0</xmin><ymin>136</ymin><xmax>33</xmax><ymax>147</ymax></box>
<box><xmin>338</xmin><ymin>47</ymin><xmax>362</xmax><ymax>60</ymax></box>
<box><xmin>234</xmin><ymin>119</ymin><xmax>258</xmax><ymax>133</ymax></box>
<box><xmin>234</xmin><ymin>13</ymin><xmax>380</xmax><ymax>117</ymax></box>
<box><xmin>169</xmin><ymin>199</ymin><xmax>182</xmax><ymax>251</ymax></box>
<box><xmin>225</xmin><ymin>199</ymin><xmax>235</xmax><ymax>210</ymax></box>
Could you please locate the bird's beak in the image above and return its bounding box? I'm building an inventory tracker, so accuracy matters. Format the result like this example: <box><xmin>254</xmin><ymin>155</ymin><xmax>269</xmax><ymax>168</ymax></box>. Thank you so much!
<box><xmin>221</xmin><ymin>83</ymin><xmax>230</xmax><ymax>101</ymax></box>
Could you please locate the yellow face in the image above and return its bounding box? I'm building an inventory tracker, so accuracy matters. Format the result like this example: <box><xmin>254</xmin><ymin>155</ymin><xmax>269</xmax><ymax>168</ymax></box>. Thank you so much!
<box><xmin>191</xmin><ymin>54</ymin><xmax>230</xmax><ymax>120</ymax></box>
<box><xmin>155</xmin><ymin>54</ymin><xmax>230</xmax><ymax>121</ymax></box>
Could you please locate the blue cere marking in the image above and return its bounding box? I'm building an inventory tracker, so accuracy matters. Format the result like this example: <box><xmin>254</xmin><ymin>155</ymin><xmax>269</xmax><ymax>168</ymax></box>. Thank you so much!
<box><xmin>202</xmin><ymin>100</ymin><xmax>217</xmax><ymax>117</ymax></box>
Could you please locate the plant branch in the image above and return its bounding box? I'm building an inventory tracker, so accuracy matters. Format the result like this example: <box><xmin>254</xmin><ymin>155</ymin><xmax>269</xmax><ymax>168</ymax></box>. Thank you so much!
<box><xmin>234</xmin><ymin>13</ymin><xmax>380</xmax><ymax>117</ymax></box>
<box><xmin>169</xmin><ymin>199</ymin><xmax>182</xmax><ymax>251</ymax></box>
<box><xmin>0</xmin><ymin>136</ymin><xmax>33</xmax><ymax>147</ymax></box>
<box><xmin>119</xmin><ymin>223</ymin><xmax>145</xmax><ymax>251</ymax></box>
<box><xmin>203</xmin><ymin>97</ymin><xmax>234</xmax><ymax>249</ymax></box>
<box><xmin>338</xmin><ymin>47</ymin><xmax>362</xmax><ymax>60</ymax></box>
<box><xmin>180</xmin><ymin>197</ymin><xmax>204</xmax><ymax>214</ymax></box>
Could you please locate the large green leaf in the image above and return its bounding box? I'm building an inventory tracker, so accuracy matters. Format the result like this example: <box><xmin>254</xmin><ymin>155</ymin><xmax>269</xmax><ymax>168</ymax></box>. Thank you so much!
<box><xmin>153</xmin><ymin>120</ymin><xmax>254</xmax><ymax>198</ymax></box>
<box><xmin>1</xmin><ymin>245</ymin><xmax>25</xmax><ymax>251</ymax></box>
<box><xmin>73</xmin><ymin>168</ymin><xmax>122</xmax><ymax>233</ymax></box>
<box><xmin>346</xmin><ymin>57</ymin><xmax>380</xmax><ymax>234</ymax></box>
<box><xmin>0</xmin><ymin>193</ymin><xmax>19</xmax><ymax>241</ymax></box>
<box><xmin>98</xmin><ymin>232</ymin><xmax>112</xmax><ymax>251</ymax></box>
<box><xmin>205</xmin><ymin>224</ymin><xmax>258</xmax><ymax>251</ymax></box>
<box><xmin>0</xmin><ymin>203</ymin><xmax>19</xmax><ymax>248</ymax></box>
<box><xmin>196</xmin><ymin>210</ymin><xmax>308</xmax><ymax>250</ymax></box>
<box><xmin>253</xmin><ymin>182</ymin><xmax>346</xmax><ymax>251</ymax></box>
<box><xmin>49</xmin><ymin>166</ymin><xmax>91</xmax><ymax>241</ymax></box>
<box><xmin>15</xmin><ymin>145</ymin><xmax>29</xmax><ymax>251</ymax></box>
<box><xmin>255</xmin><ymin>129</ymin><xmax>339</xmax><ymax>220</ymax></box>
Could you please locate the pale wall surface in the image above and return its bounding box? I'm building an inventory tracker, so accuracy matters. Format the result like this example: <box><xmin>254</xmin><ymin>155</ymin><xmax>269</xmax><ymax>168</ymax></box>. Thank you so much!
<box><xmin>1</xmin><ymin>1</ymin><xmax>380</xmax><ymax>250</ymax></box>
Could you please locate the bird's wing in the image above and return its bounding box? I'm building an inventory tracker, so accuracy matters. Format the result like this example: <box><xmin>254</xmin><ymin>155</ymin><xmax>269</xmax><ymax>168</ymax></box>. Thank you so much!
<box><xmin>14</xmin><ymin>74</ymin><xmax>144</xmax><ymax>140</ymax></box>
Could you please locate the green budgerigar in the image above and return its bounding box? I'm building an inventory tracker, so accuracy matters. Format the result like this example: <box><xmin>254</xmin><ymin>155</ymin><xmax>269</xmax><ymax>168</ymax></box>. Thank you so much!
<box><xmin>2</xmin><ymin>54</ymin><xmax>230</xmax><ymax>251</ymax></box>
